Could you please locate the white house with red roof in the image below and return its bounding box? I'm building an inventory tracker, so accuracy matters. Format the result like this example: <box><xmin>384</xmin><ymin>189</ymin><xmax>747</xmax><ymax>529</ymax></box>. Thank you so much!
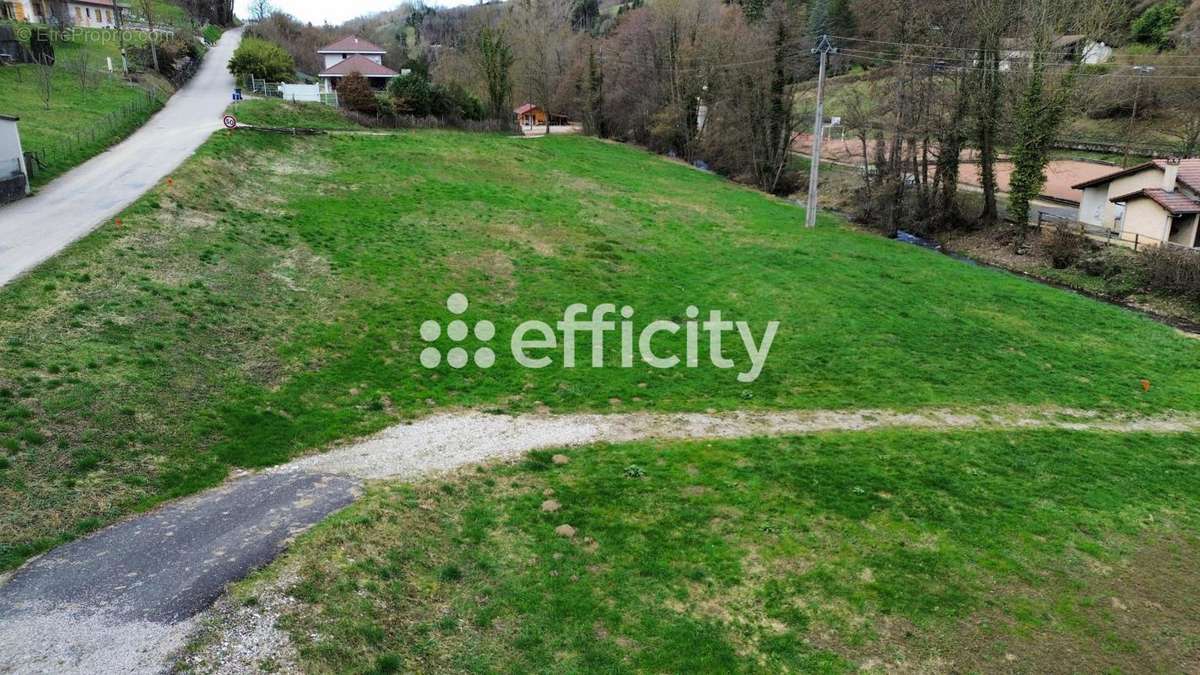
<box><xmin>317</xmin><ymin>36</ymin><xmax>398</xmax><ymax>93</ymax></box>
<box><xmin>1073</xmin><ymin>158</ymin><xmax>1200</xmax><ymax>249</ymax></box>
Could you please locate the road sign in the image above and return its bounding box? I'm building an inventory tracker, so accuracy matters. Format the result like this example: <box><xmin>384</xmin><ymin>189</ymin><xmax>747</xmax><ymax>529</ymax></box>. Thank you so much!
<box><xmin>222</xmin><ymin>114</ymin><xmax>237</xmax><ymax>130</ymax></box>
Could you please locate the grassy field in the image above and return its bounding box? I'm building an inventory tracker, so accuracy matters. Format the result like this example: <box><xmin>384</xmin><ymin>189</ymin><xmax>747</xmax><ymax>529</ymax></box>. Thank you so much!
<box><xmin>1</xmin><ymin>111</ymin><xmax>1199</xmax><ymax>574</ymax></box>
<box><xmin>229</xmin><ymin>99</ymin><xmax>361</xmax><ymax>130</ymax></box>
<box><xmin>192</xmin><ymin>429</ymin><xmax>1200</xmax><ymax>672</ymax></box>
<box><xmin>0</xmin><ymin>24</ymin><xmax>171</xmax><ymax>186</ymax></box>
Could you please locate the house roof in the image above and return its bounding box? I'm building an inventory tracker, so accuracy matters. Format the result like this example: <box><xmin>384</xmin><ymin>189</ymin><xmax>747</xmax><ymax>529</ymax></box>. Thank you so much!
<box><xmin>1052</xmin><ymin>34</ymin><xmax>1085</xmax><ymax>49</ymax></box>
<box><xmin>1072</xmin><ymin>159</ymin><xmax>1200</xmax><ymax>193</ymax></box>
<box><xmin>514</xmin><ymin>103</ymin><xmax>540</xmax><ymax>115</ymax></box>
<box><xmin>72</xmin><ymin>0</ymin><xmax>129</xmax><ymax>8</ymax></box>
<box><xmin>1110</xmin><ymin>188</ymin><xmax>1200</xmax><ymax>215</ymax></box>
<box><xmin>318</xmin><ymin>54</ymin><xmax>398</xmax><ymax>77</ymax></box>
<box><xmin>318</xmin><ymin>36</ymin><xmax>387</xmax><ymax>54</ymax></box>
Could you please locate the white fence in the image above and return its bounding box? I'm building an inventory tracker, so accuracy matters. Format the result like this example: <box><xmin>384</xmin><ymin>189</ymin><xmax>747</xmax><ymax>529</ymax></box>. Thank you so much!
<box><xmin>245</xmin><ymin>75</ymin><xmax>337</xmax><ymax>107</ymax></box>
<box><xmin>279</xmin><ymin>83</ymin><xmax>320</xmax><ymax>102</ymax></box>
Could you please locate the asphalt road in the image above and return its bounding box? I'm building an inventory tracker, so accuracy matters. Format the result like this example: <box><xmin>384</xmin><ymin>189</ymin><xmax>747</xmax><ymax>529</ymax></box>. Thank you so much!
<box><xmin>0</xmin><ymin>27</ymin><xmax>243</xmax><ymax>289</ymax></box>
<box><xmin>0</xmin><ymin>471</ymin><xmax>360</xmax><ymax>673</ymax></box>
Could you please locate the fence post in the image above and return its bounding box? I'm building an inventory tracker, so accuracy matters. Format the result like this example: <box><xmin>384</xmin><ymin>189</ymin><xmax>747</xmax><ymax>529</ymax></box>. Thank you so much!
<box><xmin>1134</xmin><ymin>234</ymin><xmax>1140</xmax><ymax>252</ymax></box>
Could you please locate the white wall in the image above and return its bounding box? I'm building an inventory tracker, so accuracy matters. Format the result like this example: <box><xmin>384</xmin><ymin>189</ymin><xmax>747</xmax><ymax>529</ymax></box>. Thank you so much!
<box><xmin>280</xmin><ymin>83</ymin><xmax>320</xmax><ymax>102</ymax></box>
<box><xmin>0</xmin><ymin>118</ymin><xmax>30</xmax><ymax>196</ymax></box>
<box><xmin>1078</xmin><ymin>186</ymin><xmax>1108</xmax><ymax>225</ymax></box>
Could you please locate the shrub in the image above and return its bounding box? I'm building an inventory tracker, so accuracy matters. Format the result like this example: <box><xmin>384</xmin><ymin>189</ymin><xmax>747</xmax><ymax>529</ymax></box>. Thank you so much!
<box><xmin>388</xmin><ymin>73</ymin><xmax>433</xmax><ymax>116</ymax></box>
<box><xmin>201</xmin><ymin>24</ymin><xmax>222</xmax><ymax>44</ymax></box>
<box><xmin>1132</xmin><ymin>0</ymin><xmax>1183</xmax><ymax>48</ymax></box>
<box><xmin>227</xmin><ymin>36</ymin><xmax>295</xmax><ymax>83</ymax></box>
<box><xmin>1138</xmin><ymin>245</ymin><xmax>1200</xmax><ymax>300</ymax></box>
<box><xmin>387</xmin><ymin>75</ymin><xmax>486</xmax><ymax>121</ymax></box>
<box><xmin>338</xmin><ymin>72</ymin><xmax>380</xmax><ymax>115</ymax></box>
<box><xmin>1043</xmin><ymin>223</ymin><xmax>1088</xmax><ymax>269</ymax></box>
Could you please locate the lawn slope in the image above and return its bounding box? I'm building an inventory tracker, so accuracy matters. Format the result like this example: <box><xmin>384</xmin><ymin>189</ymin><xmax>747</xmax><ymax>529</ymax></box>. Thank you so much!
<box><xmin>192</xmin><ymin>430</ymin><xmax>1200</xmax><ymax>673</ymax></box>
<box><xmin>0</xmin><ymin>25</ymin><xmax>172</xmax><ymax>186</ymax></box>
<box><xmin>1</xmin><ymin>126</ymin><xmax>1198</xmax><ymax>569</ymax></box>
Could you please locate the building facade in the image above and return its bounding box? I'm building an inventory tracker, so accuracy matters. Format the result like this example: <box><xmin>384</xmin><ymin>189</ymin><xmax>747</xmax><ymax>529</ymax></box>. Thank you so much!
<box><xmin>3</xmin><ymin>0</ymin><xmax>126</xmax><ymax>27</ymax></box>
<box><xmin>1074</xmin><ymin>159</ymin><xmax>1200</xmax><ymax>249</ymax></box>
<box><xmin>317</xmin><ymin>36</ymin><xmax>397</xmax><ymax>93</ymax></box>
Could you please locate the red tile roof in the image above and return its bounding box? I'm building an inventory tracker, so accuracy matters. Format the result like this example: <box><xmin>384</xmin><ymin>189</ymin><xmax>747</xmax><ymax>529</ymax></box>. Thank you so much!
<box><xmin>318</xmin><ymin>36</ymin><xmax>387</xmax><ymax>54</ymax></box>
<box><xmin>1110</xmin><ymin>188</ymin><xmax>1200</xmax><ymax>215</ymax></box>
<box><xmin>514</xmin><ymin>103</ymin><xmax>540</xmax><ymax>115</ymax></box>
<box><xmin>1072</xmin><ymin>158</ymin><xmax>1200</xmax><ymax>193</ymax></box>
<box><xmin>319</xmin><ymin>55</ymin><xmax>398</xmax><ymax>78</ymax></box>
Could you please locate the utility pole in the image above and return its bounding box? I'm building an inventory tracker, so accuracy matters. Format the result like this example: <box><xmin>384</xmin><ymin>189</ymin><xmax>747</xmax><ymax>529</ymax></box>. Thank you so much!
<box><xmin>805</xmin><ymin>35</ymin><xmax>837</xmax><ymax>228</ymax></box>
<box><xmin>1122</xmin><ymin>66</ymin><xmax>1154</xmax><ymax>168</ymax></box>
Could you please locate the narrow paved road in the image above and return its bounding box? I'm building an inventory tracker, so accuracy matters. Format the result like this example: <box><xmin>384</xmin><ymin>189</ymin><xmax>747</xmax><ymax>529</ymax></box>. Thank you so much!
<box><xmin>3</xmin><ymin>407</ymin><xmax>1198</xmax><ymax>673</ymax></box>
<box><xmin>0</xmin><ymin>27</ymin><xmax>243</xmax><ymax>289</ymax></box>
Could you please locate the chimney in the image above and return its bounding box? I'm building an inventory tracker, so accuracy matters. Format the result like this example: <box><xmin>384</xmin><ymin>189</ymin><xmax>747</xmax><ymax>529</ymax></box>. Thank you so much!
<box><xmin>1163</xmin><ymin>157</ymin><xmax>1181</xmax><ymax>192</ymax></box>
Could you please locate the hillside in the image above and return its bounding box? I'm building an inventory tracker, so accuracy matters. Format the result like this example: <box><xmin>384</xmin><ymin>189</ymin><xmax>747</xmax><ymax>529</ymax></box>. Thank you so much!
<box><xmin>0</xmin><ymin>26</ymin><xmax>175</xmax><ymax>186</ymax></box>
<box><xmin>2</xmin><ymin>102</ymin><xmax>1198</xmax><ymax>572</ymax></box>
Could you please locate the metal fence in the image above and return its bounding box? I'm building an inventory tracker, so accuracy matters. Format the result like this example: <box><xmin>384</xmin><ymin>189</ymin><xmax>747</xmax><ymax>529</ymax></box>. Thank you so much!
<box><xmin>1036</xmin><ymin>211</ymin><xmax>1199</xmax><ymax>253</ymax></box>
<box><xmin>25</xmin><ymin>85</ymin><xmax>162</xmax><ymax>179</ymax></box>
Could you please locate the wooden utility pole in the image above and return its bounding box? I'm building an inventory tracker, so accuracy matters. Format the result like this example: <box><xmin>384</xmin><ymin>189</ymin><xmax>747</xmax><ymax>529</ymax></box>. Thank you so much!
<box><xmin>805</xmin><ymin>35</ymin><xmax>836</xmax><ymax>228</ymax></box>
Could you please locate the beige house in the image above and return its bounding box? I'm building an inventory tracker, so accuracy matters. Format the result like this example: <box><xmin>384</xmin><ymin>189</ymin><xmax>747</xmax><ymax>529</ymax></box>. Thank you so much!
<box><xmin>317</xmin><ymin>36</ymin><xmax>397</xmax><ymax>93</ymax></box>
<box><xmin>3</xmin><ymin>0</ymin><xmax>127</xmax><ymax>27</ymax></box>
<box><xmin>1073</xmin><ymin>158</ymin><xmax>1200</xmax><ymax>249</ymax></box>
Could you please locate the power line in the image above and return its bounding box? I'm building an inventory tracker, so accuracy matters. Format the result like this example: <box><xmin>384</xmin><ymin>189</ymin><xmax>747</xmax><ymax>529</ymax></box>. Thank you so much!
<box><xmin>831</xmin><ymin>34</ymin><xmax>1200</xmax><ymax>62</ymax></box>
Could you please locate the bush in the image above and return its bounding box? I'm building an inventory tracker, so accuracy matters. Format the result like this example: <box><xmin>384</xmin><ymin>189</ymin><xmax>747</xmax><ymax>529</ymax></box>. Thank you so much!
<box><xmin>387</xmin><ymin>75</ymin><xmax>486</xmax><ymax>121</ymax></box>
<box><xmin>227</xmin><ymin>36</ymin><xmax>294</xmax><ymax>83</ymax></box>
<box><xmin>1132</xmin><ymin>0</ymin><xmax>1183</xmax><ymax>48</ymax></box>
<box><xmin>128</xmin><ymin>32</ymin><xmax>205</xmax><ymax>84</ymax></box>
<box><xmin>1043</xmin><ymin>223</ymin><xmax>1089</xmax><ymax>269</ymax></box>
<box><xmin>1139</xmin><ymin>245</ymin><xmax>1200</xmax><ymax>300</ymax></box>
<box><xmin>338</xmin><ymin>72</ymin><xmax>380</xmax><ymax>115</ymax></box>
<box><xmin>202</xmin><ymin>24</ymin><xmax>223</xmax><ymax>44</ymax></box>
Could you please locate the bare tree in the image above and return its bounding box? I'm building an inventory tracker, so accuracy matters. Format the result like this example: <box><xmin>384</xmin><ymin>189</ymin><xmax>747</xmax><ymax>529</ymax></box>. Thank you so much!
<box><xmin>69</xmin><ymin>50</ymin><xmax>93</xmax><ymax>90</ymax></box>
<box><xmin>248</xmin><ymin>0</ymin><xmax>273</xmax><ymax>22</ymax></box>
<box><xmin>136</xmin><ymin>0</ymin><xmax>160</xmax><ymax>72</ymax></box>
<box><xmin>34</xmin><ymin>55</ymin><xmax>54</xmax><ymax>110</ymax></box>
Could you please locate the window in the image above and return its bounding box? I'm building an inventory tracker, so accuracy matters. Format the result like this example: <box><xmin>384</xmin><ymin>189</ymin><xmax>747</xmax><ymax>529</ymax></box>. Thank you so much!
<box><xmin>75</xmin><ymin>6</ymin><xmax>82</xmax><ymax>19</ymax></box>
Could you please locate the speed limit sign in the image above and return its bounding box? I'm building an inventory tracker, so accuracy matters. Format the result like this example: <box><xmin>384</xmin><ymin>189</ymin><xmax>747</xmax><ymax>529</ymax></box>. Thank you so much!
<box><xmin>222</xmin><ymin>114</ymin><xmax>238</xmax><ymax>129</ymax></box>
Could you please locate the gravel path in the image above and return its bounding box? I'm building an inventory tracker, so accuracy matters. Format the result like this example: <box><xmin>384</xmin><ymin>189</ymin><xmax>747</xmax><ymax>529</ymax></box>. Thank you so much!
<box><xmin>279</xmin><ymin>407</ymin><xmax>1200</xmax><ymax>480</ymax></box>
<box><xmin>3</xmin><ymin>406</ymin><xmax>1198</xmax><ymax>673</ymax></box>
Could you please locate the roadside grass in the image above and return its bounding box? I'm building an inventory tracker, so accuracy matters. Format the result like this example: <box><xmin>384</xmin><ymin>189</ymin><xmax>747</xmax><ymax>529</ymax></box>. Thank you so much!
<box><xmin>198</xmin><ymin>430</ymin><xmax>1200</xmax><ymax>673</ymax></box>
<box><xmin>2</xmin><ymin>127</ymin><xmax>1199</xmax><ymax>570</ymax></box>
<box><xmin>227</xmin><ymin>99</ymin><xmax>365</xmax><ymax>130</ymax></box>
<box><xmin>0</xmin><ymin>25</ymin><xmax>171</xmax><ymax>186</ymax></box>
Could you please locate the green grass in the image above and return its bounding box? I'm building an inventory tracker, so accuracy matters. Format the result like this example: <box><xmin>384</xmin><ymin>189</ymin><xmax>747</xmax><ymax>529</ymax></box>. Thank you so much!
<box><xmin>200</xmin><ymin>429</ymin><xmax>1200</xmax><ymax>672</ymax></box>
<box><xmin>1</xmin><ymin>126</ymin><xmax>1199</xmax><ymax>570</ymax></box>
<box><xmin>0</xmin><ymin>24</ymin><xmax>169</xmax><ymax>186</ymax></box>
<box><xmin>228</xmin><ymin>99</ymin><xmax>362</xmax><ymax>130</ymax></box>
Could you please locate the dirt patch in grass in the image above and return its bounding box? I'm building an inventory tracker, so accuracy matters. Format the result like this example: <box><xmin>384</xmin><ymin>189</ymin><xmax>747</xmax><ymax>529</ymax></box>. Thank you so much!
<box><xmin>899</xmin><ymin>534</ymin><xmax>1200</xmax><ymax>673</ymax></box>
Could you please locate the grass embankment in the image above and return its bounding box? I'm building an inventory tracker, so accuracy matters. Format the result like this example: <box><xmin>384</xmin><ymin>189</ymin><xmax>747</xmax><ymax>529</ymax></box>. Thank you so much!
<box><xmin>0</xmin><ymin>25</ymin><xmax>170</xmax><ymax>186</ymax></box>
<box><xmin>197</xmin><ymin>430</ymin><xmax>1200</xmax><ymax>672</ymax></box>
<box><xmin>228</xmin><ymin>99</ymin><xmax>362</xmax><ymax>130</ymax></box>
<box><xmin>1</xmin><ymin>112</ymin><xmax>1198</xmax><ymax>570</ymax></box>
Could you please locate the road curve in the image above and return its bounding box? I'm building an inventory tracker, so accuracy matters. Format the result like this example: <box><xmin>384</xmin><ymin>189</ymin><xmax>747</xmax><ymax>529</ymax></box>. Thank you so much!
<box><xmin>0</xmin><ymin>27</ymin><xmax>243</xmax><ymax>289</ymax></box>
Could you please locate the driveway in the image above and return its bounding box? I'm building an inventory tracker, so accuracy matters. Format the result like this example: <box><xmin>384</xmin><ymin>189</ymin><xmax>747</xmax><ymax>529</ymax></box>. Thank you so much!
<box><xmin>0</xmin><ymin>27</ymin><xmax>243</xmax><ymax>289</ymax></box>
